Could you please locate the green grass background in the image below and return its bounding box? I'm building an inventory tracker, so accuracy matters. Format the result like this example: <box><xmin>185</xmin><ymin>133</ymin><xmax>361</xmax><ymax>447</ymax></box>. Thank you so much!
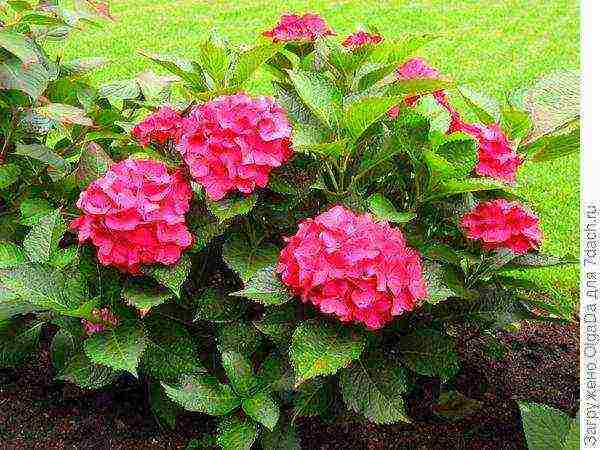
<box><xmin>63</xmin><ymin>0</ymin><xmax>580</xmax><ymax>309</ymax></box>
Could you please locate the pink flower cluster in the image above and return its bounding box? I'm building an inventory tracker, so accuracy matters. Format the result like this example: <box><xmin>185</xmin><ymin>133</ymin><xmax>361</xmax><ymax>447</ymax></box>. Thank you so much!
<box><xmin>277</xmin><ymin>206</ymin><xmax>427</xmax><ymax>330</ymax></box>
<box><xmin>81</xmin><ymin>308</ymin><xmax>119</xmax><ymax>336</ymax></box>
<box><xmin>70</xmin><ymin>159</ymin><xmax>193</xmax><ymax>274</ymax></box>
<box><xmin>132</xmin><ymin>106</ymin><xmax>183</xmax><ymax>147</ymax></box>
<box><xmin>461</xmin><ymin>199</ymin><xmax>542</xmax><ymax>254</ymax></box>
<box><xmin>449</xmin><ymin>119</ymin><xmax>523</xmax><ymax>183</ymax></box>
<box><xmin>342</xmin><ymin>31</ymin><xmax>383</xmax><ymax>49</ymax></box>
<box><xmin>262</xmin><ymin>13</ymin><xmax>334</xmax><ymax>42</ymax></box>
<box><xmin>178</xmin><ymin>93</ymin><xmax>293</xmax><ymax>201</ymax></box>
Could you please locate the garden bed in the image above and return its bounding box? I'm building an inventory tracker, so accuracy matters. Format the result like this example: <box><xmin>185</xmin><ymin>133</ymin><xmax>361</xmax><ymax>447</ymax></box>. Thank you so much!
<box><xmin>0</xmin><ymin>320</ymin><xmax>578</xmax><ymax>450</ymax></box>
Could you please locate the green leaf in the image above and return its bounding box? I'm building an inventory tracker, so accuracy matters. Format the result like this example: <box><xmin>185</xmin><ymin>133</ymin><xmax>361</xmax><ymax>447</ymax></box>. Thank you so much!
<box><xmin>253</xmin><ymin>304</ymin><xmax>296</xmax><ymax>344</ymax></box>
<box><xmin>518</xmin><ymin>401</ymin><xmax>573</xmax><ymax>450</ymax></box>
<box><xmin>84</xmin><ymin>322</ymin><xmax>147</xmax><ymax>376</ymax></box>
<box><xmin>57</xmin><ymin>352</ymin><xmax>118</xmax><ymax>390</ymax></box>
<box><xmin>339</xmin><ymin>354</ymin><xmax>411</xmax><ymax>424</ymax></box>
<box><xmin>458</xmin><ymin>86</ymin><xmax>500</xmax><ymax>124</ymax></box>
<box><xmin>272</xmin><ymin>80</ymin><xmax>322</xmax><ymax>126</ymax></box>
<box><xmin>0</xmin><ymin>320</ymin><xmax>42</xmax><ymax>368</ymax></box>
<box><xmin>50</xmin><ymin>328</ymin><xmax>76</xmax><ymax>371</ymax></box>
<box><xmin>260</xmin><ymin>419</ymin><xmax>301</xmax><ymax>450</ymax></box>
<box><xmin>14</xmin><ymin>143</ymin><xmax>66</xmax><ymax>170</ymax></box>
<box><xmin>216</xmin><ymin>416</ymin><xmax>257</xmax><ymax>450</ymax></box>
<box><xmin>413</xmin><ymin>94</ymin><xmax>451</xmax><ymax>135</ymax></box>
<box><xmin>0</xmin><ymin>29</ymin><xmax>38</xmax><ymax>64</ymax></box>
<box><xmin>142</xmin><ymin>254</ymin><xmax>191</xmax><ymax>298</ymax></box>
<box><xmin>422</xmin><ymin>261</ymin><xmax>470</xmax><ymax>304</ymax></box>
<box><xmin>207</xmin><ymin>194</ymin><xmax>257</xmax><ymax>223</ymax></box>
<box><xmin>563</xmin><ymin>411</ymin><xmax>580</xmax><ymax>450</ymax></box>
<box><xmin>0</xmin><ymin>242</ymin><xmax>25</xmax><ymax>268</ymax></box>
<box><xmin>35</xmin><ymin>103</ymin><xmax>93</xmax><ymax>126</ymax></box>
<box><xmin>149</xmin><ymin>382</ymin><xmax>180</xmax><ymax>429</ymax></box>
<box><xmin>257</xmin><ymin>352</ymin><xmax>295</xmax><ymax>392</ymax></box>
<box><xmin>62</xmin><ymin>57</ymin><xmax>108</xmax><ymax>76</ymax></box>
<box><xmin>242</xmin><ymin>390</ymin><xmax>279</xmax><ymax>431</ymax></box>
<box><xmin>291</xmin><ymin>122</ymin><xmax>330</xmax><ymax>148</ymax></box>
<box><xmin>398</xmin><ymin>328</ymin><xmax>459</xmax><ymax>382</ymax></box>
<box><xmin>290</xmin><ymin>321</ymin><xmax>366</xmax><ymax>385</ymax></box>
<box><xmin>141</xmin><ymin>52</ymin><xmax>206</xmax><ymax>90</ymax></box>
<box><xmin>97</xmin><ymin>79</ymin><xmax>141</xmax><ymax>100</ymax></box>
<box><xmin>0</xmin><ymin>55</ymin><xmax>48</xmax><ymax>99</ymax></box>
<box><xmin>228</xmin><ymin>43</ymin><xmax>281</xmax><ymax>87</ymax></box>
<box><xmin>0</xmin><ymin>288</ymin><xmax>34</xmax><ymax>321</ymax></box>
<box><xmin>123</xmin><ymin>284</ymin><xmax>173</xmax><ymax>314</ymax></box>
<box><xmin>231</xmin><ymin>265</ymin><xmax>293</xmax><ymax>306</ymax></box>
<box><xmin>217</xmin><ymin>322</ymin><xmax>262</xmax><ymax>357</ymax></box>
<box><xmin>504</xmin><ymin>252</ymin><xmax>577</xmax><ymax>269</ymax></box>
<box><xmin>0</xmin><ymin>163</ymin><xmax>21</xmax><ymax>189</ymax></box>
<box><xmin>387</xmin><ymin>78</ymin><xmax>454</xmax><ymax>98</ymax></box>
<box><xmin>222</xmin><ymin>233</ymin><xmax>279</xmax><ymax>284</ymax></box>
<box><xmin>293</xmin><ymin>377</ymin><xmax>332</xmax><ymax>418</ymax></box>
<box><xmin>367</xmin><ymin>193</ymin><xmax>415</xmax><ymax>223</ymax></box>
<box><xmin>345</xmin><ymin>96</ymin><xmax>400</xmax><ymax>140</ymax></box>
<box><xmin>221</xmin><ymin>350</ymin><xmax>259</xmax><ymax>397</ymax></box>
<box><xmin>500</xmin><ymin>107</ymin><xmax>532</xmax><ymax>143</ymax></box>
<box><xmin>23</xmin><ymin>209</ymin><xmax>65</xmax><ymax>263</ymax></box>
<box><xmin>197</xmin><ymin>39</ymin><xmax>229</xmax><ymax>87</ymax></box>
<box><xmin>425</xmin><ymin>177</ymin><xmax>506</xmax><ymax>201</ymax></box>
<box><xmin>76</xmin><ymin>142</ymin><xmax>114</xmax><ymax>188</ymax></box>
<box><xmin>141</xmin><ymin>317</ymin><xmax>201</xmax><ymax>381</ymax></box>
<box><xmin>434</xmin><ymin>389</ymin><xmax>483</xmax><ymax>421</ymax></box>
<box><xmin>19</xmin><ymin>198</ymin><xmax>53</xmax><ymax>225</ymax></box>
<box><xmin>525</xmin><ymin>126</ymin><xmax>580</xmax><ymax>162</ymax></box>
<box><xmin>423</xmin><ymin>132</ymin><xmax>478</xmax><ymax>180</ymax></box>
<box><xmin>287</xmin><ymin>69</ymin><xmax>342</xmax><ymax>129</ymax></box>
<box><xmin>194</xmin><ymin>288</ymin><xmax>244</xmax><ymax>323</ymax></box>
<box><xmin>162</xmin><ymin>373</ymin><xmax>241</xmax><ymax>416</ymax></box>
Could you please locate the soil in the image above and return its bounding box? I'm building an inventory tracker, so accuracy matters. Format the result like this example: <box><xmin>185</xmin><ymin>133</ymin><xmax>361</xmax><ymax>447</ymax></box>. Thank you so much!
<box><xmin>0</xmin><ymin>321</ymin><xmax>579</xmax><ymax>450</ymax></box>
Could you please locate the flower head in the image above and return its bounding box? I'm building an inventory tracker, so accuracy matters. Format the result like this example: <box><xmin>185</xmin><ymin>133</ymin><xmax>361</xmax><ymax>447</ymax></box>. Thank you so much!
<box><xmin>132</xmin><ymin>106</ymin><xmax>183</xmax><ymax>147</ymax></box>
<box><xmin>70</xmin><ymin>159</ymin><xmax>193</xmax><ymax>274</ymax></box>
<box><xmin>178</xmin><ymin>93</ymin><xmax>293</xmax><ymax>200</ymax></box>
<box><xmin>82</xmin><ymin>308</ymin><xmax>119</xmax><ymax>335</ymax></box>
<box><xmin>262</xmin><ymin>13</ymin><xmax>334</xmax><ymax>42</ymax></box>
<box><xmin>277</xmin><ymin>205</ymin><xmax>427</xmax><ymax>330</ymax></box>
<box><xmin>342</xmin><ymin>31</ymin><xmax>383</xmax><ymax>49</ymax></box>
<box><xmin>461</xmin><ymin>199</ymin><xmax>542</xmax><ymax>254</ymax></box>
<box><xmin>450</xmin><ymin>120</ymin><xmax>523</xmax><ymax>182</ymax></box>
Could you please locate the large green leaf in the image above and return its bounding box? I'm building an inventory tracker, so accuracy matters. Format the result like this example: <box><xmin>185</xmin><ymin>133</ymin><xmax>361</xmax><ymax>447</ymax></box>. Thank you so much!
<box><xmin>222</xmin><ymin>233</ymin><xmax>279</xmax><ymax>284</ymax></box>
<box><xmin>0</xmin><ymin>320</ymin><xmax>42</xmax><ymax>368</ymax></box>
<box><xmin>84</xmin><ymin>322</ymin><xmax>147</xmax><ymax>376</ymax></box>
<box><xmin>0</xmin><ymin>163</ymin><xmax>21</xmax><ymax>189</ymax></box>
<box><xmin>142</xmin><ymin>254</ymin><xmax>191</xmax><ymax>298</ymax></box>
<box><xmin>197</xmin><ymin>39</ymin><xmax>229</xmax><ymax>87</ymax></box>
<box><xmin>207</xmin><ymin>194</ymin><xmax>257</xmax><ymax>224</ymax></box>
<box><xmin>260</xmin><ymin>419</ymin><xmax>301</xmax><ymax>450</ymax></box>
<box><xmin>231</xmin><ymin>265</ymin><xmax>293</xmax><ymax>306</ymax></box>
<box><xmin>425</xmin><ymin>177</ymin><xmax>506</xmax><ymax>201</ymax></box>
<box><xmin>0</xmin><ymin>242</ymin><xmax>26</xmax><ymax>268</ymax></box>
<box><xmin>123</xmin><ymin>284</ymin><xmax>173</xmax><ymax>314</ymax></box>
<box><xmin>287</xmin><ymin>69</ymin><xmax>342</xmax><ymax>129</ymax></box>
<box><xmin>194</xmin><ymin>288</ymin><xmax>244</xmax><ymax>323</ymax></box>
<box><xmin>221</xmin><ymin>350</ymin><xmax>259</xmax><ymax>397</ymax></box>
<box><xmin>76</xmin><ymin>142</ymin><xmax>114</xmax><ymax>188</ymax></box>
<box><xmin>367</xmin><ymin>193</ymin><xmax>415</xmax><ymax>223</ymax></box>
<box><xmin>0</xmin><ymin>30</ymin><xmax>38</xmax><ymax>63</ymax></box>
<box><xmin>228</xmin><ymin>43</ymin><xmax>281</xmax><ymax>87</ymax></box>
<box><xmin>0</xmin><ymin>54</ymin><xmax>48</xmax><ymax>99</ymax></box>
<box><xmin>50</xmin><ymin>328</ymin><xmax>76</xmax><ymax>371</ymax></box>
<box><xmin>293</xmin><ymin>377</ymin><xmax>332</xmax><ymax>418</ymax></box>
<box><xmin>162</xmin><ymin>373</ymin><xmax>241</xmax><ymax>416</ymax></box>
<box><xmin>35</xmin><ymin>103</ymin><xmax>93</xmax><ymax>126</ymax></box>
<box><xmin>458</xmin><ymin>86</ymin><xmax>500</xmax><ymax>124</ymax></box>
<box><xmin>398</xmin><ymin>328</ymin><xmax>459</xmax><ymax>382</ymax></box>
<box><xmin>141</xmin><ymin>52</ymin><xmax>206</xmax><ymax>90</ymax></box>
<box><xmin>290</xmin><ymin>321</ymin><xmax>366</xmax><ymax>385</ymax></box>
<box><xmin>272</xmin><ymin>80</ymin><xmax>322</xmax><ymax>126</ymax></box>
<box><xmin>563</xmin><ymin>411</ymin><xmax>580</xmax><ymax>450</ymax></box>
<box><xmin>23</xmin><ymin>209</ymin><xmax>65</xmax><ymax>263</ymax></box>
<box><xmin>242</xmin><ymin>390</ymin><xmax>279</xmax><ymax>431</ymax></box>
<box><xmin>14</xmin><ymin>143</ymin><xmax>66</xmax><ymax>170</ymax></box>
<box><xmin>57</xmin><ymin>352</ymin><xmax>119</xmax><ymax>390</ymax></box>
<box><xmin>216</xmin><ymin>416</ymin><xmax>258</xmax><ymax>450</ymax></box>
<box><xmin>339</xmin><ymin>354</ymin><xmax>411</xmax><ymax>424</ymax></box>
<box><xmin>424</xmin><ymin>132</ymin><xmax>478</xmax><ymax>180</ymax></box>
<box><xmin>97</xmin><ymin>79</ymin><xmax>141</xmax><ymax>100</ymax></box>
<box><xmin>518</xmin><ymin>401</ymin><xmax>574</xmax><ymax>450</ymax></box>
<box><xmin>525</xmin><ymin>126</ymin><xmax>580</xmax><ymax>162</ymax></box>
<box><xmin>345</xmin><ymin>96</ymin><xmax>400</xmax><ymax>140</ymax></box>
<box><xmin>253</xmin><ymin>304</ymin><xmax>297</xmax><ymax>345</ymax></box>
<box><xmin>217</xmin><ymin>322</ymin><xmax>262</xmax><ymax>357</ymax></box>
<box><xmin>19</xmin><ymin>198</ymin><xmax>53</xmax><ymax>225</ymax></box>
<box><xmin>413</xmin><ymin>94</ymin><xmax>452</xmax><ymax>135</ymax></box>
<box><xmin>503</xmin><ymin>252</ymin><xmax>577</xmax><ymax>269</ymax></box>
<box><xmin>149</xmin><ymin>382</ymin><xmax>181</xmax><ymax>429</ymax></box>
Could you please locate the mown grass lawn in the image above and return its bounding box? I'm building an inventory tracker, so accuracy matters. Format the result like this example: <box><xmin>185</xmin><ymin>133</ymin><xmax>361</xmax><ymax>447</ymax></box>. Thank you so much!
<box><xmin>63</xmin><ymin>0</ymin><xmax>580</xmax><ymax>309</ymax></box>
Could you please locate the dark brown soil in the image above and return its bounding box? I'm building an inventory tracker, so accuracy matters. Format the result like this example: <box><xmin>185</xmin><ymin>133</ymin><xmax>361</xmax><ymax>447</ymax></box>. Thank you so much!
<box><xmin>0</xmin><ymin>321</ymin><xmax>579</xmax><ymax>450</ymax></box>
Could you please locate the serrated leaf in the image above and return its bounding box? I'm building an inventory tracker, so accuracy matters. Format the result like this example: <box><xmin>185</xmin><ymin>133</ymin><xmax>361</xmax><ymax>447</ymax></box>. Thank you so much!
<box><xmin>257</xmin><ymin>352</ymin><xmax>295</xmax><ymax>392</ymax></box>
<box><xmin>135</xmin><ymin>70</ymin><xmax>176</xmax><ymax>101</ymax></box>
<box><xmin>426</xmin><ymin>177</ymin><xmax>506</xmax><ymax>201</ymax></box>
<box><xmin>217</xmin><ymin>416</ymin><xmax>257</xmax><ymax>450</ymax></box>
<box><xmin>242</xmin><ymin>390</ymin><xmax>279</xmax><ymax>431</ymax></box>
<box><xmin>345</xmin><ymin>96</ymin><xmax>401</xmax><ymax>140</ymax></box>
<box><xmin>458</xmin><ymin>86</ymin><xmax>500</xmax><ymax>124</ymax></box>
<box><xmin>97</xmin><ymin>79</ymin><xmax>141</xmax><ymax>100</ymax></box>
<box><xmin>57</xmin><ymin>352</ymin><xmax>118</xmax><ymax>390</ymax></box>
<box><xmin>123</xmin><ymin>284</ymin><xmax>173</xmax><ymax>314</ymax></box>
<box><xmin>207</xmin><ymin>194</ymin><xmax>257</xmax><ymax>223</ymax></box>
<box><xmin>413</xmin><ymin>94</ymin><xmax>451</xmax><ymax>135</ymax></box>
<box><xmin>228</xmin><ymin>43</ymin><xmax>280</xmax><ymax>87</ymax></box>
<box><xmin>149</xmin><ymin>382</ymin><xmax>180</xmax><ymax>429</ymax></box>
<box><xmin>0</xmin><ymin>29</ymin><xmax>38</xmax><ymax>63</ymax></box>
<box><xmin>35</xmin><ymin>103</ymin><xmax>93</xmax><ymax>126</ymax></box>
<box><xmin>518</xmin><ymin>401</ymin><xmax>573</xmax><ymax>450</ymax></box>
<box><xmin>51</xmin><ymin>328</ymin><xmax>76</xmax><ymax>371</ymax></box>
<box><xmin>526</xmin><ymin>126</ymin><xmax>580</xmax><ymax>162</ymax></box>
<box><xmin>0</xmin><ymin>163</ymin><xmax>21</xmax><ymax>189</ymax></box>
<box><xmin>217</xmin><ymin>322</ymin><xmax>262</xmax><ymax>357</ymax></box>
<box><xmin>231</xmin><ymin>265</ymin><xmax>293</xmax><ymax>306</ymax></box>
<box><xmin>23</xmin><ymin>209</ymin><xmax>65</xmax><ymax>263</ymax></box>
<box><xmin>141</xmin><ymin>52</ymin><xmax>206</xmax><ymax>90</ymax></box>
<box><xmin>84</xmin><ymin>322</ymin><xmax>147</xmax><ymax>376</ymax></box>
<box><xmin>142</xmin><ymin>254</ymin><xmax>191</xmax><ymax>298</ymax></box>
<box><xmin>563</xmin><ymin>411</ymin><xmax>580</xmax><ymax>450</ymax></box>
<box><xmin>290</xmin><ymin>321</ymin><xmax>366</xmax><ymax>385</ymax></box>
<box><xmin>287</xmin><ymin>69</ymin><xmax>342</xmax><ymax>129</ymax></box>
<box><xmin>221</xmin><ymin>350</ymin><xmax>259</xmax><ymax>397</ymax></box>
<box><xmin>387</xmin><ymin>78</ymin><xmax>454</xmax><ymax>99</ymax></box>
<box><xmin>422</xmin><ymin>261</ymin><xmax>459</xmax><ymax>304</ymax></box>
<box><xmin>194</xmin><ymin>288</ymin><xmax>244</xmax><ymax>323</ymax></box>
<box><xmin>253</xmin><ymin>304</ymin><xmax>296</xmax><ymax>344</ymax></box>
<box><xmin>504</xmin><ymin>252</ymin><xmax>577</xmax><ymax>269</ymax></box>
<box><xmin>0</xmin><ymin>55</ymin><xmax>48</xmax><ymax>99</ymax></box>
<box><xmin>339</xmin><ymin>354</ymin><xmax>411</xmax><ymax>424</ymax></box>
<box><xmin>14</xmin><ymin>143</ymin><xmax>66</xmax><ymax>170</ymax></box>
<box><xmin>0</xmin><ymin>320</ymin><xmax>42</xmax><ymax>368</ymax></box>
<box><xmin>500</xmin><ymin>107</ymin><xmax>532</xmax><ymax>143</ymax></box>
<box><xmin>398</xmin><ymin>328</ymin><xmax>459</xmax><ymax>382</ymax></box>
<box><xmin>367</xmin><ymin>193</ymin><xmax>415</xmax><ymax>223</ymax></box>
<box><xmin>0</xmin><ymin>289</ymin><xmax>34</xmax><ymax>321</ymax></box>
<box><xmin>222</xmin><ymin>233</ymin><xmax>279</xmax><ymax>284</ymax></box>
<box><xmin>162</xmin><ymin>373</ymin><xmax>241</xmax><ymax>416</ymax></box>
<box><xmin>293</xmin><ymin>377</ymin><xmax>332</xmax><ymax>418</ymax></box>
<box><xmin>0</xmin><ymin>242</ymin><xmax>25</xmax><ymax>268</ymax></box>
<box><xmin>19</xmin><ymin>198</ymin><xmax>53</xmax><ymax>225</ymax></box>
<box><xmin>198</xmin><ymin>39</ymin><xmax>229</xmax><ymax>87</ymax></box>
<box><xmin>273</xmin><ymin>80</ymin><xmax>322</xmax><ymax>126</ymax></box>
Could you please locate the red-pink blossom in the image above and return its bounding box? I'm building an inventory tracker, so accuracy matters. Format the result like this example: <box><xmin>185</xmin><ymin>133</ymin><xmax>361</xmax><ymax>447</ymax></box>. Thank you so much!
<box><xmin>71</xmin><ymin>159</ymin><xmax>193</xmax><ymax>274</ymax></box>
<box><xmin>449</xmin><ymin>119</ymin><xmax>523</xmax><ymax>183</ymax></box>
<box><xmin>178</xmin><ymin>93</ymin><xmax>293</xmax><ymax>201</ymax></box>
<box><xmin>81</xmin><ymin>308</ymin><xmax>119</xmax><ymax>335</ymax></box>
<box><xmin>342</xmin><ymin>31</ymin><xmax>383</xmax><ymax>49</ymax></box>
<box><xmin>262</xmin><ymin>13</ymin><xmax>334</xmax><ymax>42</ymax></box>
<box><xmin>461</xmin><ymin>199</ymin><xmax>542</xmax><ymax>254</ymax></box>
<box><xmin>132</xmin><ymin>106</ymin><xmax>183</xmax><ymax>147</ymax></box>
<box><xmin>277</xmin><ymin>205</ymin><xmax>427</xmax><ymax>330</ymax></box>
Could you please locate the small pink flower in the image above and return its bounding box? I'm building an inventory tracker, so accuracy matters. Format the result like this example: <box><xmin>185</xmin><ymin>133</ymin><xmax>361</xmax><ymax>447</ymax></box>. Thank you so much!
<box><xmin>342</xmin><ymin>31</ymin><xmax>383</xmax><ymax>49</ymax></box>
<box><xmin>449</xmin><ymin>119</ymin><xmax>523</xmax><ymax>183</ymax></box>
<box><xmin>461</xmin><ymin>199</ymin><xmax>542</xmax><ymax>254</ymax></box>
<box><xmin>132</xmin><ymin>106</ymin><xmax>183</xmax><ymax>147</ymax></box>
<box><xmin>277</xmin><ymin>205</ymin><xmax>427</xmax><ymax>330</ymax></box>
<box><xmin>71</xmin><ymin>159</ymin><xmax>193</xmax><ymax>274</ymax></box>
<box><xmin>262</xmin><ymin>13</ymin><xmax>334</xmax><ymax>43</ymax></box>
<box><xmin>178</xmin><ymin>93</ymin><xmax>293</xmax><ymax>201</ymax></box>
<box><xmin>81</xmin><ymin>308</ymin><xmax>119</xmax><ymax>336</ymax></box>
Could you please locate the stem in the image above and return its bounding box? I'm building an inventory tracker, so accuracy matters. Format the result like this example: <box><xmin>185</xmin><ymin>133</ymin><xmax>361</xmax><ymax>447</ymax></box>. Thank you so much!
<box><xmin>324</xmin><ymin>161</ymin><xmax>340</xmax><ymax>192</ymax></box>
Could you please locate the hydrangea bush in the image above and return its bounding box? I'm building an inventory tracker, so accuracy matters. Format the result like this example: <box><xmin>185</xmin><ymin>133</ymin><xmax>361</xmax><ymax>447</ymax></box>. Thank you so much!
<box><xmin>0</xmin><ymin>6</ymin><xmax>579</xmax><ymax>449</ymax></box>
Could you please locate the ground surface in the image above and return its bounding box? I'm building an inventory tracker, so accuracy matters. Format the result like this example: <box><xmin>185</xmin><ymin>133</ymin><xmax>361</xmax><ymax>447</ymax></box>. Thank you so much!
<box><xmin>59</xmin><ymin>0</ymin><xmax>580</xmax><ymax>308</ymax></box>
<box><xmin>0</xmin><ymin>321</ymin><xmax>579</xmax><ymax>449</ymax></box>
